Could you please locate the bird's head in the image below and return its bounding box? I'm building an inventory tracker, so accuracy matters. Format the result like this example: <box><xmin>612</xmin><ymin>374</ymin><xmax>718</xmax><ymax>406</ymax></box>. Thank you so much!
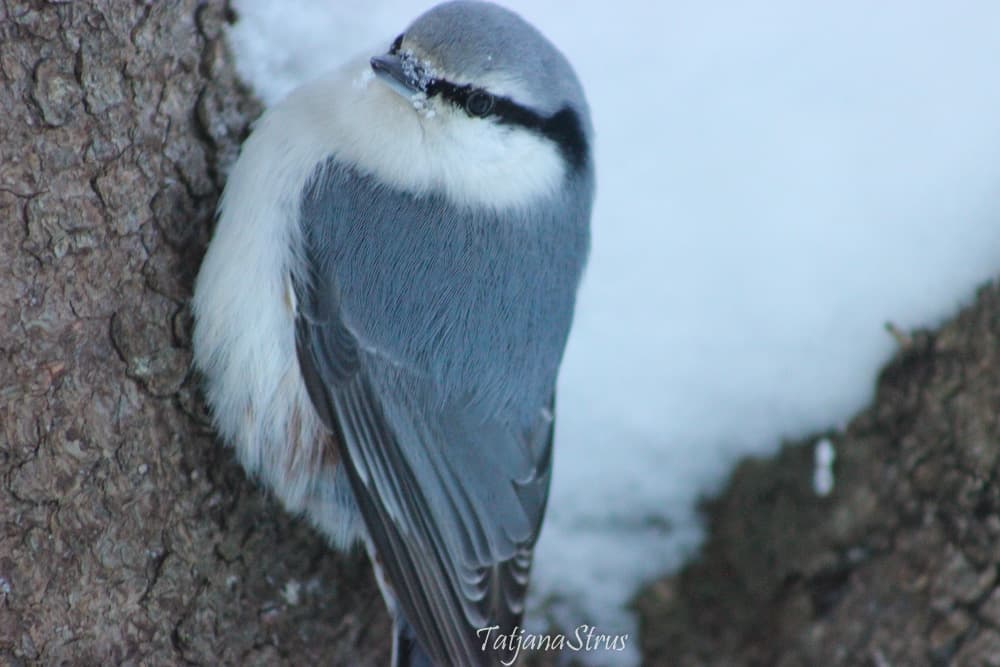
<box><xmin>368</xmin><ymin>1</ymin><xmax>592</xmax><ymax>175</ymax></box>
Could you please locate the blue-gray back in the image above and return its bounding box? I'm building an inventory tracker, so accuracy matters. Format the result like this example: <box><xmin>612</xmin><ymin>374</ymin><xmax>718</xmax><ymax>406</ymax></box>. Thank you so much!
<box><xmin>292</xmin><ymin>123</ymin><xmax>593</xmax><ymax>666</ymax></box>
<box><xmin>299</xmin><ymin>158</ymin><xmax>592</xmax><ymax>426</ymax></box>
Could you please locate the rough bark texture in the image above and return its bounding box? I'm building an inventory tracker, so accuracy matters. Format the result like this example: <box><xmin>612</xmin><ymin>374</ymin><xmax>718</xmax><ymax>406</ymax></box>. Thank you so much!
<box><xmin>6</xmin><ymin>2</ymin><xmax>1000</xmax><ymax>666</ymax></box>
<box><xmin>1</xmin><ymin>1</ymin><xmax>389</xmax><ymax>664</ymax></box>
<box><xmin>637</xmin><ymin>281</ymin><xmax>1000</xmax><ymax>666</ymax></box>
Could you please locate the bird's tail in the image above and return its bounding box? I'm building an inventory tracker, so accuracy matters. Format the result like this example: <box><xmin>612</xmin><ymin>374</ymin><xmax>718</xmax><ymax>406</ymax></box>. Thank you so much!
<box><xmin>392</xmin><ymin>617</ymin><xmax>436</xmax><ymax>667</ymax></box>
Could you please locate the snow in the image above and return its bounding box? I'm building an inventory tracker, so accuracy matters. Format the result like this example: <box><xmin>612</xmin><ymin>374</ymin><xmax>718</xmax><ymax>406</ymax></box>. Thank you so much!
<box><xmin>227</xmin><ymin>1</ymin><xmax>1000</xmax><ymax>663</ymax></box>
<box><xmin>813</xmin><ymin>438</ymin><xmax>836</xmax><ymax>497</ymax></box>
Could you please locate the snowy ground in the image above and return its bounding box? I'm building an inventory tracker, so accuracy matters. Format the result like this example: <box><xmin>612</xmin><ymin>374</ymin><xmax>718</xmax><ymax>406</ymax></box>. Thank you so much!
<box><xmin>227</xmin><ymin>1</ymin><xmax>1000</xmax><ymax>663</ymax></box>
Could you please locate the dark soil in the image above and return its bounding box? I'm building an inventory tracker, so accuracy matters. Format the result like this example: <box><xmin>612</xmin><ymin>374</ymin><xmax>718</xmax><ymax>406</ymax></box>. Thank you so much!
<box><xmin>637</xmin><ymin>281</ymin><xmax>1000</xmax><ymax>666</ymax></box>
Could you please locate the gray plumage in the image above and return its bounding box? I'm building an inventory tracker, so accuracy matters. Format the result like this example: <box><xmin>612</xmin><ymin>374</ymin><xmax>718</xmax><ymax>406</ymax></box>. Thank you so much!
<box><xmin>296</xmin><ymin>147</ymin><xmax>590</xmax><ymax>662</ymax></box>
<box><xmin>403</xmin><ymin>1</ymin><xmax>590</xmax><ymax>121</ymax></box>
<box><xmin>298</xmin><ymin>159</ymin><xmax>591</xmax><ymax>423</ymax></box>
<box><xmin>193</xmin><ymin>2</ymin><xmax>594</xmax><ymax>665</ymax></box>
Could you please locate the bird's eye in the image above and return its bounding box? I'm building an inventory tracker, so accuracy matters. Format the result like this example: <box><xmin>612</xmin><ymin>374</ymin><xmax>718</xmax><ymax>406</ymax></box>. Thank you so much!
<box><xmin>464</xmin><ymin>89</ymin><xmax>495</xmax><ymax>117</ymax></box>
<box><xmin>390</xmin><ymin>34</ymin><xmax>404</xmax><ymax>54</ymax></box>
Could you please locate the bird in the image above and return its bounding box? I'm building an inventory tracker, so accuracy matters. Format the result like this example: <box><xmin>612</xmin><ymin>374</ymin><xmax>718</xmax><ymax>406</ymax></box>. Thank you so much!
<box><xmin>191</xmin><ymin>1</ymin><xmax>594</xmax><ymax>664</ymax></box>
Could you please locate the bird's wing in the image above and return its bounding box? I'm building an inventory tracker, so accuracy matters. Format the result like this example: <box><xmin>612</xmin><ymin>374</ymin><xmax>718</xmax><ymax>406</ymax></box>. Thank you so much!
<box><xmin>294</xmin><ymin>251</ymin><xmax>554</xmax><ymax>666</ymax></box>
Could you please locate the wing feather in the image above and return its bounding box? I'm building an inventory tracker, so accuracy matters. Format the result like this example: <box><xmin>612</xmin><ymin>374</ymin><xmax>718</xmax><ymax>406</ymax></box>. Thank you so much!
<box><xmin>295</xmin><ymin>271</ymin><xmax>552</xmax><ymax>665</ymax></box>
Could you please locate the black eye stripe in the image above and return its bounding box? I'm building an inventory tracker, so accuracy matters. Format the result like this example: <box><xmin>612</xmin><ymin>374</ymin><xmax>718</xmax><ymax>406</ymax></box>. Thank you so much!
<box><xmin>389</xmin><ymin>33</ymin><xmax>404</xmax><ymax>54</ymax></box>
<box><xmin>424</xmin><ymin>78</ymin><xmax>589</xmax><ymax>172</ymax></box>
<box><xmin>425</xmin><ymin>80</ymin><xmax>500</xmax><ymax>121</ymax></box>
<box><xmin>464</xmin><ymin>90</ymin><xmax>495</xmax><ymax>117</ymax></box>
<box><xmin>425</xmin><ymin>80</ymin><xmax>476</xmax><ymax>111</ymax></box>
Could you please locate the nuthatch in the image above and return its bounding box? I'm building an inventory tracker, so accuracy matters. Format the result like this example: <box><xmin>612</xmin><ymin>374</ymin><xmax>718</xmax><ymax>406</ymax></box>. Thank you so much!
<box><xmin>192</xmin><ymin>2</ymin><xmax>593</xmax><ymax>664</ymax></box>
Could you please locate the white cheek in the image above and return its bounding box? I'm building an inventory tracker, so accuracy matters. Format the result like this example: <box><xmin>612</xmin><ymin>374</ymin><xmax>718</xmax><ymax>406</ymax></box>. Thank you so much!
<box><xmin>420</xmin><ymin>107</ymin><xmax>566</xmax><ymax>208</ymax></box>
<box><xmin>300</xmin><ymin>55</ymin><xmax>566</xmax><ymax>208</ymax></box>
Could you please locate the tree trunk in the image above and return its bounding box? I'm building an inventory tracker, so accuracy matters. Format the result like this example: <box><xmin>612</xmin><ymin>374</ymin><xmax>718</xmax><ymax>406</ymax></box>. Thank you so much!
<box><xmin>637</xmin><ymin>281</ymin><xmax>1000</xmax><ymax>666</ymax></box>
<box><xmin>1</xmin><ymin>1</ymin><xmax>389</xmax><ymax>664</ymax></box>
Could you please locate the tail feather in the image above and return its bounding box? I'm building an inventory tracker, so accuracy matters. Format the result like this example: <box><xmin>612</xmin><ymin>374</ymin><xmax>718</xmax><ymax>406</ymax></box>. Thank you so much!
<box><xmin>392</xmin><ymin>617</ymin><xmax>436</xmax><ymax>667</ymax></box>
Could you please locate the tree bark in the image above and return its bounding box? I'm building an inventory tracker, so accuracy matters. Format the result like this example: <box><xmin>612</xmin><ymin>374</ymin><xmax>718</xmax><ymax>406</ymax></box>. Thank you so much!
<box><xmin>637</xmin><ymin>281</ymin><xmax>1000</xmax><ymax>666</ymax></box>
<box><xmin>1</xmin><ymin>1</ymin><xmax>389</xmax><ymax>664</ymax></box>
<box><xmin>8</xmin><ymin>2</ymin><xmax>999</xmax><ymax>666</ymax></box>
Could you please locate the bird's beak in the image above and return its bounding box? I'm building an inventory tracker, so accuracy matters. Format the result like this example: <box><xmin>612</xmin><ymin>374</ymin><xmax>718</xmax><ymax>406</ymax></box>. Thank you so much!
<box><xmin>370</xmin><ymin>54</ymin><xmax>426</xmax><ymax>99</ymax></box>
